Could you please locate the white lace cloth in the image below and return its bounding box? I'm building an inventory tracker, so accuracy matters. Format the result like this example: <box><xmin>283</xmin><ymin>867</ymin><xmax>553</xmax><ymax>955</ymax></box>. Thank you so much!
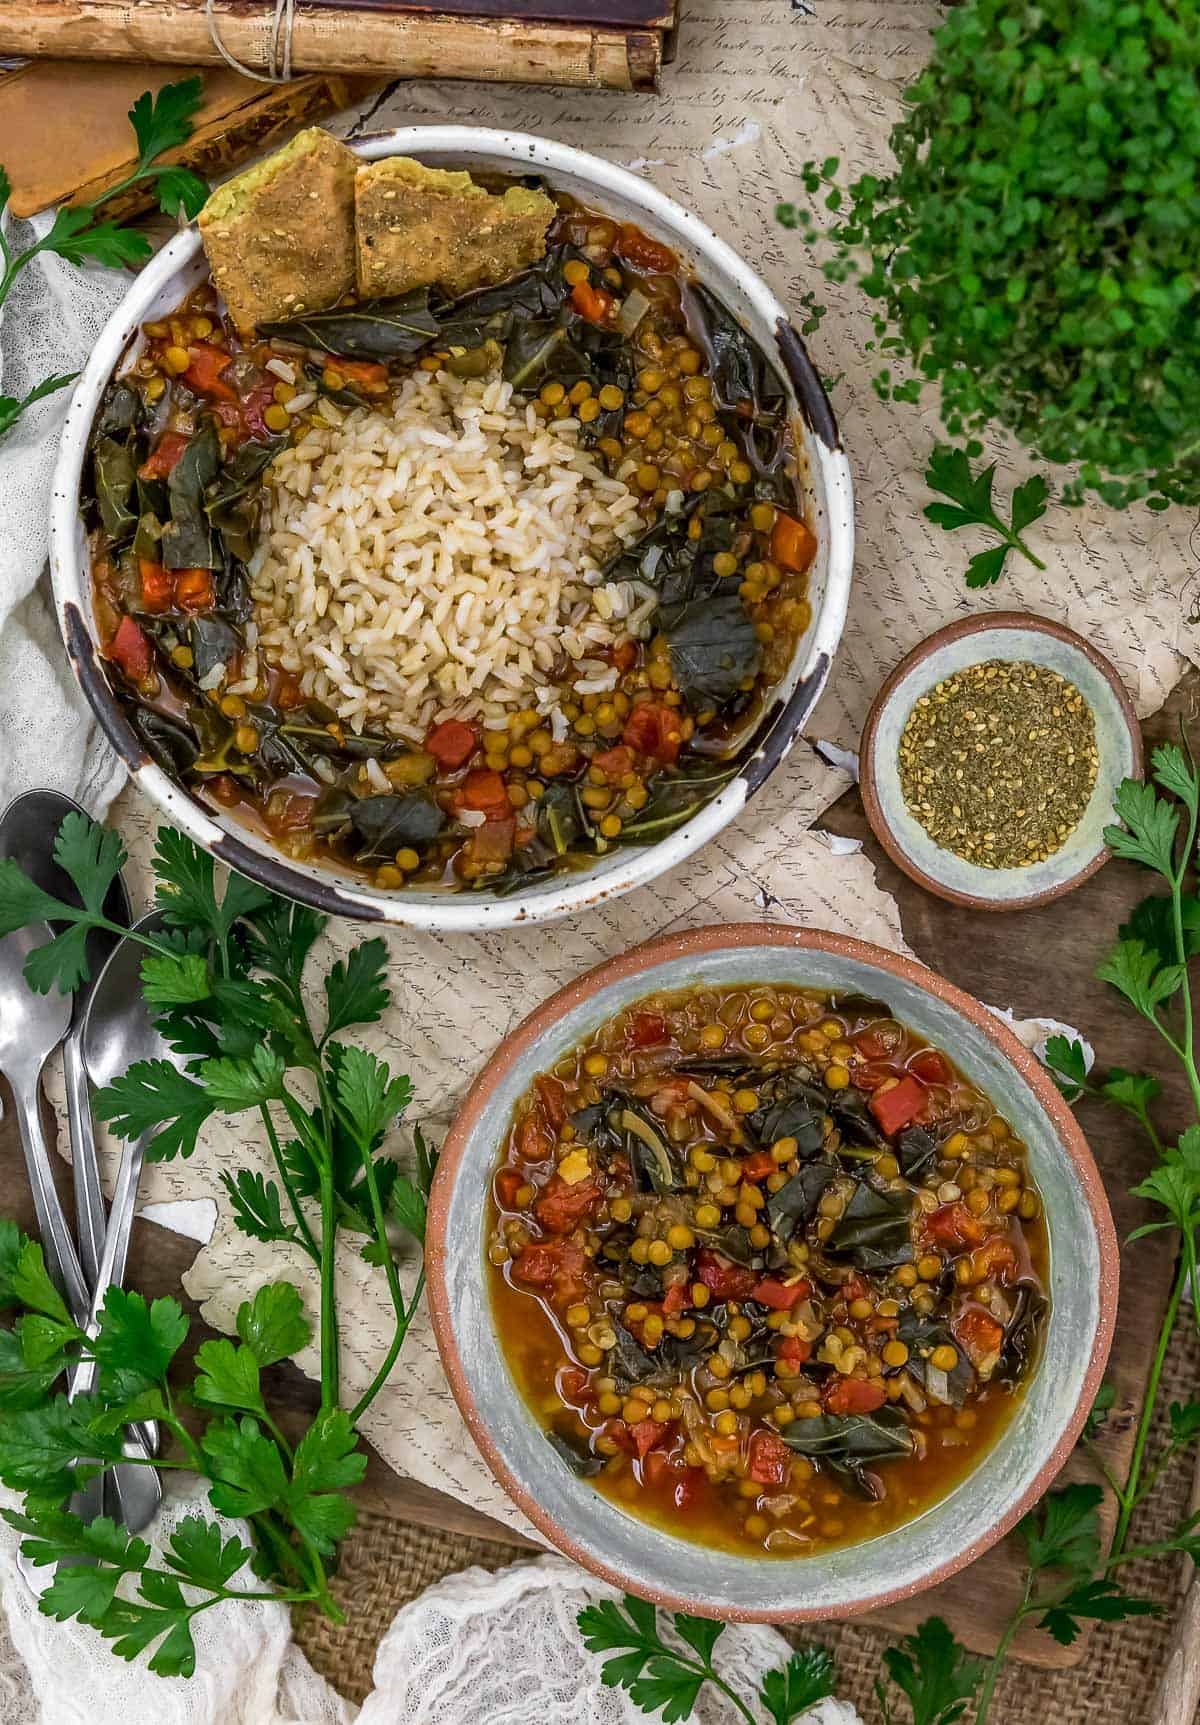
<box><xmin>0</xmin><ymin>210</ymin><xmax>129</xmax><ymax>816</ymax></box>
<box><xmin>0</xmin><ymin>1484</ymin><xmax>863</xmax><ymax>1725</ymax></box>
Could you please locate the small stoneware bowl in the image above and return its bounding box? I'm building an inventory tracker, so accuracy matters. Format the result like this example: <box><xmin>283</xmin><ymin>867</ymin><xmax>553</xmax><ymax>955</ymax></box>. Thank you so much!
<box><xmin>427</xmin><ymin>923</ymin><xmax>1117</xmax><ymax>1622</ymax></box>
<box><xmin>860</xmin><ymin>612</ymin><xmax>1142</xmax><ymax>912</ymax></box>
<box><xmin>48</xmin><ymin>125</ymin><xmax>853</xmax><ymax>933</ymax></box>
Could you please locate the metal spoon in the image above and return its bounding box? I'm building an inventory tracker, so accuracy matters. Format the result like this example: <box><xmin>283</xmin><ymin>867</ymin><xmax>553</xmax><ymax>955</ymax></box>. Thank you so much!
<box><xmin>0</xmin><ymin>924</ymin><xmax>88</xmax><ymax>1316</ymax></box>
<box><xmin>64</xmin><ymin>910</ymin><xmax>180</xmax><ymax>1537</ymax></box>
<box><xmin>0</xmin><ymin>792</ymin><xmax>132</xmax><ymax>1299</ymax></box>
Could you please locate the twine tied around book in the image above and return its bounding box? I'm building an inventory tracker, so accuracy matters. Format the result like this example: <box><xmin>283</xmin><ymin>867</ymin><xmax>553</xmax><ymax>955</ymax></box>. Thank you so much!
<box><xmin>205</xmin><ymin>0</ymin><xmax>296</xmax><ymax>82</ymax></box>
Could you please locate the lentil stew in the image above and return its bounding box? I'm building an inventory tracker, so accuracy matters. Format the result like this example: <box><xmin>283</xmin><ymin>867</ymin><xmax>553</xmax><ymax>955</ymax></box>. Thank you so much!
<box><xmin>488</xmin><ymin>984</ymin><xmax>1048</xmax><ymax>1557</ymax></box>
<box><xmin>83</xmin><ymin>176</ymin><xmax>817</xmax><ymax>895</ymax></box>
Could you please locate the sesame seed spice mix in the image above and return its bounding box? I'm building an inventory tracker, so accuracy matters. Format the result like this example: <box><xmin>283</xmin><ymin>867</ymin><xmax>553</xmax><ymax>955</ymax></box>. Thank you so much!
<box><xmin>897</xmin><ymin>658</ymin><xmax>1099</xmax><ymax>869</ymax></box>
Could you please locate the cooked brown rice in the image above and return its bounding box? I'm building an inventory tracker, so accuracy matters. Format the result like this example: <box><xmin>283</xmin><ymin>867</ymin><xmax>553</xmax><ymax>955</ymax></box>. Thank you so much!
<box><xmin>249</xmin><ymin>365</ymin><xmax>646</xmax><ymax>743</ymax></box>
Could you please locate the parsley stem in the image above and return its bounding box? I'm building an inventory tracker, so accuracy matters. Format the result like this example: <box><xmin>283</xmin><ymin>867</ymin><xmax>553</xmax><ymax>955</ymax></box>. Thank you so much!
<box><xmin>702</xmin><ymin>1667</ymin><xmax>760</xmax><ymax>1725</ymax></box>
<box><xmin>316</xmin><ymin>1152</ymin><xmax>339</xmax><ymax>1411</ymax></box>
<box><xmin>973</xmin><ymin>1574</ymin><xmax>1034</xmax><ymax>1725</ymax></box>
<box><xmin>1111</xmin><ymin>1254</ymin><xmax>1187</xmax><ymax>1560</ymax></box>
<box><xmin>258</xmin><ymin>1103</ymin><xmax>318</xmax><ymax>1262</ymax></box>
<box><xmin>1080</xmin><ymin>1437</ymin><xmax>1126</xmax><ymax>1502</ymax></box>
<box><xmin>351</xmin><ymin>1268</ymin><xmax>424</xmax><ymax>1425</ymax></box>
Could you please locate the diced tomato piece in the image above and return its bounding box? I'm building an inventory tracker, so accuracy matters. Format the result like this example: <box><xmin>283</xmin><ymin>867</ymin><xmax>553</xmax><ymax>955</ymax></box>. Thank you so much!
<box><xmin>182</xmin><ymin>341</ymin><xmax>238</xmax><ymax>403</ymax></box>
<box><xmin>868</xmin><ymin>1074</ymin><xmax>926</xmax><ymax>1136</ymax></box>
<box><xmin>535</xmin><ymin>1075</ymin><xmax>570</xmax><ymax>1129</ymax></box>
<box><xmin>622</xmin><ymin>700</ymin><xmax>683</xmax><ymax>765</ymax></box>
<box><xmin>558</xmin><ymin>1364</ymin><xmax>589</xmax><ymax>1402</ymax></box>
<box><xmin>426</xmin><ymin>718</ymin><xmax>478</xmax><ymax>771</ymax></box>
<box><xmin>511</xmin><ymin>1240</ymin><xmax>587</xmax><ymax>1301</ymax></box>
<box><xmin>628</xmin><ymin>1010</ymin><xmax>669</xmax><ymax>1049</ymax></box>
<box><xmin>854</xmin><ymin>1028</ymin><xmax>893</xmax><ymax>1060</ymax></box>
<box><xmin>741</xmin><ymin>1152</ymin><xmax>776</xmax><ymax>1184</ymax></box>
<box><xmin>107</xmin><ymin>615</ymin><xmax>152</xmax><ymax>681</ymax></box>
<box><xmin>570</xmin><ymin>280</ymin><xmax>615</xmax><ymax>323</ymax></box>
<box><xmin>769</xmin><ymin>511</ymin><xmax>818</xmax><ymax>575</ymax></box>
<box><xmin>455</xmin><ymin>768</ymin><xmax>510</xmax><ymax>819</ymax></box>
<box><xmin>748</xmin><ymin>1428</ymin><xmax>792</xmax><ymax>1486</ymax></box>
<box><xmin>661</xmin><ymin>1280</ymin><xmax>690</xmax><ymax>1318</ymax></box>
<box><xmin>516</xmin><ymin>1113</ymin><xmax>553</xmax><ymax>1162</ymax></box>
<box><xmin>775</xmin><ymin>1334</ymin><xmax>813</xmax><ymax>1370</ymax></box>
<box><xmin>910</xmin><ymin>1049</ymin><xmax>951</xmax><ymax>1085</ymax></box>
<box><xmin>693</xmin><ymin>1248</ymin><xmax>757</xmax><ymax>1301</ymax></box>
<box><xmin>591</xmin><ymin>745</ymin><xmax>635</xmax><ymax>783</ymax></box>
<box><xmin>495</xmin><ymin>1167</ymin><xmax>525</xmax><ymax>1209</ymax></box>
<box><xmin>925</xmin><ymin>1202</ymin><xmax>986</xmax><ymax>1252</ymax></box>
<box><xmin>467</xmin><ymin>816</ymin><xmax>516</xmax><ymax>868</ymax></box>
<box><xmin>671</xmin><ymin>1466</ymin><xmax>704</xmax><ymax>1510</ymax></box>
<box><xmin>614</xmin><ymin>225</ymin><xmax>678</xmax><ymax>273</ymax></box>
<box><xmin>953</xmin><ymin>1306</ymin><xmax>1006</xmax><ymax>1367</ymax></box>
<box><xmin>137</xmin><ymin>430</ymin><xmax>190</xmax><ymax>480</ymax></box>
<box><xmin>648</xmin><ymin>1075</ymin><xmax>695</xmax><ymax>1117</ymax></box>
<box><xmin>536</xmin><ymin>1173</ymin><xmax>603</xmax><ymax>1235</ymax></box>
<box><xmin>824</xmin><ymin>1377</ymin><xmax>887</xmax><ymax>1416</ymax></box>
<box><xmin>174</xmin><ymin>567</ymin><xmax>215</xmax><ymax>612</ymax></box>
<box><xmin>630</xmin><ymin>1419</ymin><xmax>670</xmax><ymax>1460</ymax></box>
<box><xmin>137</xmin><ymin>558</ymin><xmax>173</xmax><ymax>612</ymax></box>
<box><xmin>840</xmin><ymin>1274</ymin><xmax>870</xmax><ymax>1304</ymax></box>
<box><xmin>610</xmin><ymin>639</ymin><xmax>638</xmax><ymax>672</ymax></box>
<box><xmin>849</xmin><ymin>1061</ymin><xmax>899</xmax><ymax>1092</ymax></box>
<box><xmin>751</xmin><ymin>1276</ymin><xmax>811</xmax><ymax>1311</ymax></box>
<box><xmin>336</xmin><ymin>357</ymin><xmax>389</xmax><ymax>394</ymax></box>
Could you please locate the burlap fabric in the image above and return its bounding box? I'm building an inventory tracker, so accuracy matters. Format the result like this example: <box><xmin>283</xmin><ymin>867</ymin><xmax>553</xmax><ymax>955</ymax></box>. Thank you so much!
<box><xmin>294</xmin><ymin>1320</ymin><xmax>1200</xmax><ymax>1719</ymax></box>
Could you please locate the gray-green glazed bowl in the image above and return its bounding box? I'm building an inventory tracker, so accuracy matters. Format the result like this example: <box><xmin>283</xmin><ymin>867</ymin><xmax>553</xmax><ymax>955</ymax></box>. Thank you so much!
<box><xmin>426</xmin><ymin>923</ymin><xmax>1117</xmax><ymax>1622</ymax></box>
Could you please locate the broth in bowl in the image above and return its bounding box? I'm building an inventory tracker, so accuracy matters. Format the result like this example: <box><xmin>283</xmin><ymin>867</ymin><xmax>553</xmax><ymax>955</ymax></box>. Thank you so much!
<box><xmin>487</xmin><ymin>982</ymin><xmax>1048</xmax><ymax>1558</ymax></box>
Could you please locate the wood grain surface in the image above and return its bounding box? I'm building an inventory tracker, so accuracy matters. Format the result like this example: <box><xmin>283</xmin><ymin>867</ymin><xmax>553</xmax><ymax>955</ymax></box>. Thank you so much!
<box><xmin>0</xmin><ymin>0</ymin><xmax>663</xmax><ymax>92</ymax></box>
<box><xmin>0</xmin><ymin>678</ymin><xmax>1193</xmax><ymax>1668</ymax></box>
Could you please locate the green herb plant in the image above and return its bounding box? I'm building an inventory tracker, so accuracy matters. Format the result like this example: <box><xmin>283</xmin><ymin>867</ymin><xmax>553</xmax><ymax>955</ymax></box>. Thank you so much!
<box><xmin>0</xmin><ymin>813</ymin><xmax>433</xmax><ymax>1676</ymax></box>
<box><xmin>776</xmin><ymin>0</ymin><xmax>1200</xmax><ymax>511</ymax></box>
<box><xmin>0</xmin><ymin>78</ymin><xmax>208</xmax><ymax>439</ymax></box>
<box><xmin>578</xmin><ymin>740</ymin><xmax>1200</xmax><ymax>1723</ymax></box>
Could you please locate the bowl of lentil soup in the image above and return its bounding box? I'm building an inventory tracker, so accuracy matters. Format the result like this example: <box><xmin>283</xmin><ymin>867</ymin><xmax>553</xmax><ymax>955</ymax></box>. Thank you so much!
<box><xmin>49</xmin><ymin>126</ymin><xmax>853</xmax><ymax>931</ymax></box>
<box><xmin>860</xmin><ymin>612</ymin><xmax>1142</xmax><ymax>912</ymax></box>
<box><xmin>427</xmin><ymin>924</ymin><xmax>1116</xmax><ymax>1620</ymax></box>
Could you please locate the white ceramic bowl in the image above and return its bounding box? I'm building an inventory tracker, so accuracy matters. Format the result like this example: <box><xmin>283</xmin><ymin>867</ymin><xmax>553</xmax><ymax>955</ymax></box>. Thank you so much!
<box><xmin>428</xmin><ymin>924</ymin><xmax>1118</xmax><ymax>1620</ymax></box>
<box><xmin>49</xmin><ymin>126</ymin><xmax>853</xmax><ymax>931</ymax></box>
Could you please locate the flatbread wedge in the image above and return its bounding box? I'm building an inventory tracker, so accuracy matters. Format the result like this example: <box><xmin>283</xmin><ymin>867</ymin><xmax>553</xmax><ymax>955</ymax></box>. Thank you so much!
<box><xmin>355</xmin><ymin>157</ymin><xmax>555</xmax><ymax>300</ymax></box>
<box><xmin>198</xmin><ymin>128</ymin><xmax>357</xmax><ymax>336</ymax></box>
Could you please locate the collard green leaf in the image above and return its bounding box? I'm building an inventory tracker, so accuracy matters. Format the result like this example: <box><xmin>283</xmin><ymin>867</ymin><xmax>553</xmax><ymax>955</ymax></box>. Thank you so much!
<box><xmin>663</xmin><ymin>594</ymin><xmax>761</xmax><ymax>710</ymax></box>
<box><xmin>897</xmin><ymin>1309</ymin><xmax>974</xmax><ymax>1405</ymax></box>
<box><xmin>347</xmin><ymin>793</ymin><xmax>445</xmax><ymax>863</ymax></box>
<box><xmin>546</xmin><ymin>1428</ymin><xmax>604</xmax><ymax>1476</ymax></box>
<box><xmin>259</xmin><ymin>291</ymin><xmax>440</xmax><ymax>358</ymax></box>
<box><xmin>781</xmin><ymin>1407</ymin><xmax>913</xmax><ymax>1494</ymax></box>
<box><xmin>827</xmin><ymin>1180</ymin><xmax>914</xmax><ymax>1269</ymax></box>
<box><xmin>161</xmin><ymin>420</ymin><xmax>221</xmax><ymax>570</ymax></box>
<box><xmin>93</xmin><ymin>436</ymin><xmax>137</xmax><ymax>541</ymax></box>
<box><xmin>503</xmin><ymin>320</ymin><xmax>589</xmax><ymax>391</ymax></box>
<box><xmin>765</xmin><ymin>1162</ymin><xmax>836</xmax><ymax>1240</ymax></box>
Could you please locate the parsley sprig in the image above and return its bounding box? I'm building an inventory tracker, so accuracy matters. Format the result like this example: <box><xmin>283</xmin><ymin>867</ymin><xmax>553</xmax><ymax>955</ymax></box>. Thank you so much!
<box><xmin>0</xmin><ymin>79</ymin><xmax>208</xmax><ymax>440</ymax></box>
<box><xmin>0</xmin><ymin>814</ymin><xmax>433</xmax><ymax>1674</ymax></box>
<box><xmin>578</xmin><ymin>1593</ymin><xmax>836</xmax><ymax>1724</ymax></box>
<box><xmin>922</xmin><ymin>444</ymin><xmax>1049</xmax><ymax>589</ymax></box>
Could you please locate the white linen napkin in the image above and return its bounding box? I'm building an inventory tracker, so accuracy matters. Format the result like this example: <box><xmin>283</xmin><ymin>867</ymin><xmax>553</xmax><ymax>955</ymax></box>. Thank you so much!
<box><xmin>0</xmin><ymin>209</ymin><xmax>129</xmax><ymax>817</ymax></box>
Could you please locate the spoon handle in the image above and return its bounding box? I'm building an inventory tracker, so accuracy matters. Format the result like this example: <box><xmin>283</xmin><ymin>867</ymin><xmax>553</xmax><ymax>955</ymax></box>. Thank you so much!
<box><xmin>11</xmin><ymin>1072</ymin><xmax>89</xmax><ymax>1324</ymax></box>
<box><xmin>63</xmin><ymin>1032</ymin><xmax>106</xmax><ymax>1290</ymax></box>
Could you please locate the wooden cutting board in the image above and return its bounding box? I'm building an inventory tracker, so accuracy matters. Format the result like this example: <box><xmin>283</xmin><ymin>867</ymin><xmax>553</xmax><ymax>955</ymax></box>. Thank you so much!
<box><xmin>0</xmin><ymin>686</ymin><xmax>1186</xmax><ymax>1669</ymax></box>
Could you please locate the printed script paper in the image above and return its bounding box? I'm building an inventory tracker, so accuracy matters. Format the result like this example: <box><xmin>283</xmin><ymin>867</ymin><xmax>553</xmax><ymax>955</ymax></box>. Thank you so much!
<box><xmin>51</xmin><ymin>0</ymin><xmax>1200</xmax><ymax>1542</ymax></box>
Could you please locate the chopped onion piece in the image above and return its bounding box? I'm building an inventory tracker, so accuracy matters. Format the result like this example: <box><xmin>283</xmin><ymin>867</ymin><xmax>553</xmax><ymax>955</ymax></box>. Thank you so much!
<box><xmin>615</xmin><ymin>288</ymin><xmax>651</xmax><ymax>336</ymax></box>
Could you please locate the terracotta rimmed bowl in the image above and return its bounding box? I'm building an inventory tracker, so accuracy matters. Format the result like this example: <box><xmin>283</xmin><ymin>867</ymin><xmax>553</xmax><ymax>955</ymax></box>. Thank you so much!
<box><xmin>427</xmin><ymin>923</ymin><xmax>1117</xmax><ymax>1621</ymax></box>
<box><xmin>860</xmin><ymin>612</ymin><xmax>1143</xmax><ymax>913</ymax></box>
<box><xmin>48</xmin><ymin>125</ymin><xmax>853</xmax><ymax>933</ymax></box>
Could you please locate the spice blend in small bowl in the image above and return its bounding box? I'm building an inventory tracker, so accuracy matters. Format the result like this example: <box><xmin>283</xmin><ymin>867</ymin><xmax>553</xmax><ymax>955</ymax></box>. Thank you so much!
<box><xmin>859</xmin><ymin>613</ymin><xmax>1142</xmax><ymax>912</ymax></box>
<box><xmin>897</xmin><ymin>660</ymin><xmax>1099</xmax><ymax>869</ymax></box>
